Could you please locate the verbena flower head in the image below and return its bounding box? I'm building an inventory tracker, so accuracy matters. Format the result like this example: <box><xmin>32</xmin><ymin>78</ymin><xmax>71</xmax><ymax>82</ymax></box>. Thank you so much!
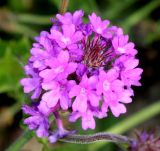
<box><xmin>21</xmin><ymin>10</ymin><xmax>143</xmax><ymax>142</ymax></box>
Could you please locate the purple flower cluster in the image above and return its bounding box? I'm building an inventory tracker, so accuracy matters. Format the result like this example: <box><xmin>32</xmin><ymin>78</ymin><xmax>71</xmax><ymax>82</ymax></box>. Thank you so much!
<box><xmin>131</xmin><ymin>131</ymin><xmax>160</xmax><ymax>151</ymax></box>
<box><xmin>21</xmin><ymin>10</ymin><xmax>143</xmax><ymax>141</ymax></box>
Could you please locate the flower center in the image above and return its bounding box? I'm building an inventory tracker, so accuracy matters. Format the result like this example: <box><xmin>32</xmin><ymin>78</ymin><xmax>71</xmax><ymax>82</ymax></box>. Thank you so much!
<box><xmin>103</xmin><ymin>80</ymin><xmax>110</xmax><ymax>91</ymax></box>
<box><xmin>83</xmin><ymin>36</ymin><xmax>112</xmax><ymax>68</ymax></box>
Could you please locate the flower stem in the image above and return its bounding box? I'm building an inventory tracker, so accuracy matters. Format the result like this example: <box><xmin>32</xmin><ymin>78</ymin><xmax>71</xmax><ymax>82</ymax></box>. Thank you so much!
<box><xmin>59</xmin><ymin>132</ymin><xmax>134</xmax><ymax>145</ymax></box>
<box><xmin>54</xmin><ymin>111</ymin><xmax>65</xmax><ymax>131</ymax></box>
<box><xmin>60</xmin><ymin>0</ymin><xmax>69</xmax><ymax>14</ymax></box>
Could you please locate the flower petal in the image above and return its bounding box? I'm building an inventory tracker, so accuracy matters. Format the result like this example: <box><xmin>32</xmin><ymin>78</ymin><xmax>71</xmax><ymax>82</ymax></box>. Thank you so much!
<box><xmin>72</xmin><ymin>94</ymin><xmax>87</xmax><ymax>112</ymax></box>
<box><xmin>110</xmin><ymin>103</ymin><xmax>126</xmax><ymax>117</ymax></box>
<box><xmin>88</xmin><ymin>92</ymin><xmax>100</xmax><ymax>107</ymax></box>
<box><xmin>69</xmin><ymin>85</ymin><xmax>81</xmax><ymax>98</ymax></box>
<box><xmin>42</xmin><ymin>90</ymin><xmax>60</xmax><ymax>108</ymax></box>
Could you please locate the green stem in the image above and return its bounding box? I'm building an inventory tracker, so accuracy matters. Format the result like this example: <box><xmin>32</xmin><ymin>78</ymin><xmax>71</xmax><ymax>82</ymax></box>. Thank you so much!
<box><xmin>59</xmin><ymin>132</ymin><xmax>134</xmax><ymax>144</ymax></box>
<box><xmin>5</xmin><ymin>130</ymin><xmax>33</xmax><ymax>151</ymax></box>
<box><xmin>89</xmin><ymin>101</ymin><xmax>160</xmax><ymax>151</ymax></box>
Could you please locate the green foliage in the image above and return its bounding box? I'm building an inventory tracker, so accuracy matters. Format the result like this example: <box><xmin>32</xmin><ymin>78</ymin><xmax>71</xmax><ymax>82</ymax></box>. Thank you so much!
<box><xmin>1</xmin><ymin>0</ymin><xmax>160</xmax><ymax>151</ymax></box>
<box><xmin>0</xmin><ymin>38</ymin><xmax>30</xmax><ymax>96</ymax></box>
<box><xmin>8</xmin><ymin>0</ymin><xmax>34</xmax><ymax>12</ymax></box>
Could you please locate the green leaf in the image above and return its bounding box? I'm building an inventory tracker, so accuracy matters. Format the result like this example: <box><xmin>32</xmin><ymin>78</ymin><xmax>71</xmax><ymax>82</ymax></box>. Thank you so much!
<box><xmin>0</xmin><ymin>48</ymin><xmax>22</xmax><ymax>92</ymax></box>
<box><xmin>121</xmin><ymin>0</ymin><xmax>160</xmax><ymax>32</ymax></box>
<box><xmin>49</xmin><ymin>0</ymin><xmax>60</xmax><ymax>9</ymax></box>
<box><xmin>0</xmin><ymin>38</ymin><xmax>30</xmax><ymax>93</ymax></box>
<box><xmin>8</xmin><ymin>0</ymin><xmax>33</xmax><ymax>12</ymax></box>
<box><xmin>68</xmin><ymin>0</ymin><xmax>99</xmax><ymax>15</ymax></box>
<box><xmin>17</xmin><ymin>14</ymin><xmax>52</xmax><ymax>25</ymax></box>
<box><xmin>103</xmin><ymin>0</ymin><xmax>138</xmax><ymax>19</ymax></box>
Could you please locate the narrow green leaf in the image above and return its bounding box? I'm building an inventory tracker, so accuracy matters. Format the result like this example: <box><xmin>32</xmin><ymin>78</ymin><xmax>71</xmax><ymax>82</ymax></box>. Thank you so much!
<box><xmin>17</xmin><ymin>14</ymin><xmax>52</xmax><ymax>25</ymax></box>
<box><xmin>103</xmin><ymin>0</ymin><xmax>138</xmax><ymax>19</ymax></box>
<box><xmin>121</xmin><ymin>0</ymin><xmax>160</xmax><ymax>32</ymax></box>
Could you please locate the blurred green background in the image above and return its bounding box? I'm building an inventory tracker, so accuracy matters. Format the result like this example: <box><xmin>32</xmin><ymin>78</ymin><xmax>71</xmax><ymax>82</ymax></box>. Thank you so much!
<box><xmin>0</xmin><ymin>0</ymin><xmax>160</xmax><ymax>151</ymax></box>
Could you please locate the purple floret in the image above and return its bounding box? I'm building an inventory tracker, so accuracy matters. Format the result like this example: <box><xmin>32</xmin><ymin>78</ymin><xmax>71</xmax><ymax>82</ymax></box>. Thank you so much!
<box><xmin>22</xmin><ymin>105</ymin><xmax>50</xmax><ymax>137</ymax></box>
<box><xmin>20</xmin><ymin>65</ymin><xmax>42</xmax><ymax>99</ymax></box>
